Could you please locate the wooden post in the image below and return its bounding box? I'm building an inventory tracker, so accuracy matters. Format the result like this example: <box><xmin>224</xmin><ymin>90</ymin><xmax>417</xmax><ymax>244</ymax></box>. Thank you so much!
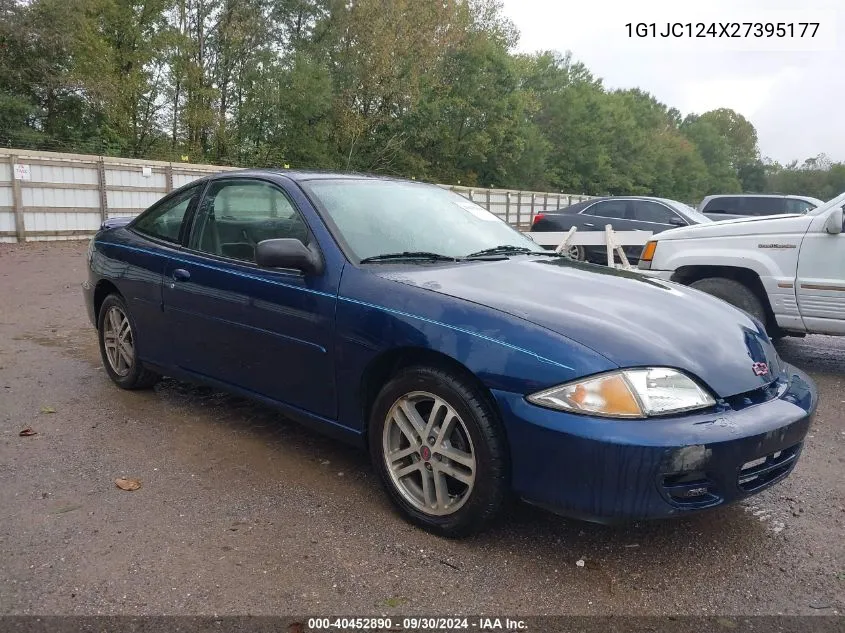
<box><xmin>517</xmin><ymin>191</ymin><xmax>523</xmax><ymax>227</ymax></box>
<box><xmin>530</xmin><ymin>193</ymin><xmax>536</xmax><ymax>224</ymax></box>
<box><xmin>165</xmin><ymin>164</ymin><xmax>174</xmax><ymax>192</ymax></box>
<box><xmin>556</xmin><ymin>194</ymin><xmax>561</xmax><ymax>210</ymax></box>
<box><xmin>96</xmin><ymin>157</ymin><xmax>108</xmax><ymax>224</ymax></box>
<box><xmin>605</xmin><ymin>224</ymin><xmax>616</xmax><ymax>269</ymax></box>
<box><xmin>505</xmin><ymin>192</ymin><xmax>511</xmax><ymax>225</ymax></box>
<box><xmin>543</xmin><ymin>193</ymin><xmax>548</xmax><ymax>211</ymax></box>
<box><xmin>9</xmin><ymin>155</ymin><xmax>25</xmax><ymax>243</ymax></box>
<box><xmin>469</xmin><ymin>189</ymin><xmax>474</xmax><ymax>203</ymax></box>
<box><xmin>555</xmin><ymin>226</ymin><xmax>578</xmax><ymax>255</ymax></box>
<box><xmin>485</xmin><ymin>188</ymin><xmax>491</xmax><ymax>211</ymax></box>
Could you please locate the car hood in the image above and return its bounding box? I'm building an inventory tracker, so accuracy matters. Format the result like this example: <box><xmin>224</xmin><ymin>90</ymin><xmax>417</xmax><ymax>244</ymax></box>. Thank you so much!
<box><xmin>656</xmin><ymin>214</ymin><xmax>811</xmax><ymax>240</ymax></box>
<box><xmin>376</xmin><ymin>257</ymin><xmax>781</xmax><ymax>398</ymax></box>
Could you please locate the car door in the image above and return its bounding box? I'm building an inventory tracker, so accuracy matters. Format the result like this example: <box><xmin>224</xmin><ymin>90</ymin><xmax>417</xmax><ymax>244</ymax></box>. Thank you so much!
<box><xmin>161</xmin><ymin>177</ymin><xmax>339</xmax><ymax>418</ymax></box>
<box><xmin>795</xmin><ymin>205</ymin><xmax>845</xmax><ymax>334</ymax></box>
<box><xmin>578</xmin><ymin>199</ymin><xmax>637</xmax><ymax>260</ymax></box>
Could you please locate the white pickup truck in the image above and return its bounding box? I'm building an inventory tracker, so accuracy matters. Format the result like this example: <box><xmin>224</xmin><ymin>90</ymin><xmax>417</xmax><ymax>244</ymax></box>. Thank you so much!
<box><xmin>638</xmin><ymin>191</ymin><xmax>845</xmax><ymax>338</ymax></box>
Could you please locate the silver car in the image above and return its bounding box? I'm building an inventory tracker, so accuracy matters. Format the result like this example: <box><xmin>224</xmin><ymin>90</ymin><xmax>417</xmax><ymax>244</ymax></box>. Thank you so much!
<box><xmin>698</xmin><ymin>194</ymin><xmax>824</xmax><ymax>221</ymax></box>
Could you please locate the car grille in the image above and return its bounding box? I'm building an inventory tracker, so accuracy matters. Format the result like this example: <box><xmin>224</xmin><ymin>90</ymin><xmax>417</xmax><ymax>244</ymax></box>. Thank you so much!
<box><xmin>722</xmin><ymin>379</ymin><xmax>784</xmax><ymax>410</ymax></box>
<box><xmin>737</xmin><ymin>443</ymin><xmax>801</xmax><ymax>493</ymax></box>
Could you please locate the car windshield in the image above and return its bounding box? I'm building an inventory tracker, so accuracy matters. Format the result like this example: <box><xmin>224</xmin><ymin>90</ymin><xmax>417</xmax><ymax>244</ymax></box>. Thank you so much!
<box><xmin>303</xmin><ymin>179</ymin><xmax>545</xmax><ymax>261</ymax></box>
<box><xmin>665</xmin><ymin>199</ymin><xmax>711</xmax><ymax>224</ymax></box>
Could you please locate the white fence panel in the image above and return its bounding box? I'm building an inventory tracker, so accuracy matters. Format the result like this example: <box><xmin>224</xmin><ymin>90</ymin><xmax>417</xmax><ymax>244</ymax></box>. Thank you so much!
<box><xmin>23</xmin><ymin>187</ymin><xmax>99</xmax><ymax>209</ymax></box>
<box><xmin>0</xmin><ymin>148</ymin><xmax>591</xmax><ymax>243</ymax></box>
<box><xmin>107</xmin><ymin>189</ymin><xmax>163</xmax><ymax>214</ymax></box>
<box><xmin>106</xmin><ymin>167</ymin><xmax>167</xmax><ymax>189</ymax></box>
<box><xmin>31</xmin><ymin>163</ymin><xmax>98</xmax><ymax>185</ymax></box>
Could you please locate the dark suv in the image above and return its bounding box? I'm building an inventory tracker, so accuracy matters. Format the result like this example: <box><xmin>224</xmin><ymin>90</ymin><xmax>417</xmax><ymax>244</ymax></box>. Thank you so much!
<box><xmin>697</xmin><ymin>194</ymin><xmax>823</xmax><ymax>221</ymax></box>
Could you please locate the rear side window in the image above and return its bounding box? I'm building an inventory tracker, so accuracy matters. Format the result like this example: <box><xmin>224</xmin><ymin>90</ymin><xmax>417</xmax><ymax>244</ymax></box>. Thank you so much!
<box><xmin>583</xmin><ymin>200</ymin><xmax>628</xmax><ymax>219</ymax></box>
<box><xmin>742</xmin><ymin>197</ymin><xmax>785</xmax><ymax>216</ymax></box>
<box><xmin>133</xmin><ymin>184</ymin><xmax>202</xmax><ymax>243</ymax></box>
<box><xmin>703</xmin><ymin>196</ymin><xmax>784</xmax><ymax>216</ymax></box>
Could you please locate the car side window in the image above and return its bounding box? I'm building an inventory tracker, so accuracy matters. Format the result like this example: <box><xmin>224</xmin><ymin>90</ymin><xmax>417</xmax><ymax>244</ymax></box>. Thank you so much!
<box><xmin>631</xmin><ymin>201</ymin><xmax>681</xmax><ymax>225</ymax></box>
<box><xmin>189</xmin><ymin>179</ymin><xmax>310</xmax><ymax>263</ymax></box>
<box><xmin>132</xmin><ymin>184</ymin><xmax>201</xmax><ymax>244</ymax></box>
<box><xmin>583</xmin><ymin>200</ymin><xmax>628</xmax><ymax>219</ymax></box>
<box><xmin>744</xmin><ymin>197</ymin><xmax>784</xmax><ymax>216</ymax></box>
<box><xmin>703</xmin><ymin>197</ymin><xmax>738</xmax><ymax>214</ymax></box>
<box><xmin>786</xmin><ymin>198</ymin><xmax>815</xmax><ymax>213</ymax></box>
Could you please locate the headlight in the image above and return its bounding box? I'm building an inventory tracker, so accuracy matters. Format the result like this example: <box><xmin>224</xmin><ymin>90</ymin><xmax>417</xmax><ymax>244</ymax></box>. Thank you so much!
<box><xmin>527</xmin><ymin>368</ymin><xmax>715</xmax><ymax>418</ymax></box>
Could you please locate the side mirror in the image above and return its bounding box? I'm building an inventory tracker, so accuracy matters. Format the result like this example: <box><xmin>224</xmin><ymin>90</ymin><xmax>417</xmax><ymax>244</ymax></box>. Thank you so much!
<box><xmin>255</xmin><ymin>238</ymin><xmax>323</xmax><ymax>274</ymax></box>
<box><xmin>669</xmin><ymin>216</ymin><xmax>686</xmax><ymax>227</ymax></box>
<box><xmin>824</xmin><ymin>207</ymin><xmax>843</xmax><ymax>234</ymax></box>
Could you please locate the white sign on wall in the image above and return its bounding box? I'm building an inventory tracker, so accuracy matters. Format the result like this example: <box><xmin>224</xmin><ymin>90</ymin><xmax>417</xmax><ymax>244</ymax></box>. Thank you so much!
<box><xmin>141</xmin><ymin>166</ymin><xmax>152</xmax><ymax>178</ymax></box>
<box><xmin>13</xmin><ymin>164</ymin><xmax>31</xmax><ymax>181</ymax></box>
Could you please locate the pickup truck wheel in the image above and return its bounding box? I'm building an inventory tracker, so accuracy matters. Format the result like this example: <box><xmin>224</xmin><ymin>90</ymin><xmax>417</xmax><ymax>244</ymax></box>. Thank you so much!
<box><xmin>689</xmin><ymin>277</ymin><xmax>766</xmax><ymax>325</ymax></box>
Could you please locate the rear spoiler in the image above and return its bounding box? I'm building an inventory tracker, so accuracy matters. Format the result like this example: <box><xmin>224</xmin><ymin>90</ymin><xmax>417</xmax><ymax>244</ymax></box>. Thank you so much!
<box><xmin>100</xmin><ymin>216</ymin><xmax>134</xmax><ymax>231</ymax></box>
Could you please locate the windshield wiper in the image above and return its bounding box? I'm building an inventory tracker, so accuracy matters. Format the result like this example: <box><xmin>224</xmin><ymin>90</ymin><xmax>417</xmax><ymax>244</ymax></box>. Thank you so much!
<box><xmin>465</xmin><ymin>245</ymin><xmax>560</xmax><ymax>258</ymax></box>
<box><xmin>359</xmin><ymin>251</ymin><xmax>460</xmax><ymax>263</ymax></box>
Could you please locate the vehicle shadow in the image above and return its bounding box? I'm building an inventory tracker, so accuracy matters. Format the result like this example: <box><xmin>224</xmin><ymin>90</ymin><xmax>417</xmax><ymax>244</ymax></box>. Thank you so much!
<box><xmin>143</xmin><ymin>375</ymin><xmax>790</xmax><ymax>601</ymax></box>
<box><xmin>775</xmin><ymin>334</ymin><xmax>845</xmax><ymax>376</ymax></box>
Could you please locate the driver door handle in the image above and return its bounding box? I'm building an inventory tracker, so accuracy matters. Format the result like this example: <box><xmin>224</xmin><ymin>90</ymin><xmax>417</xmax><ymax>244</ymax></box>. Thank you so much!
<box><xmin>582</xmin><ymin>222</ymin><xmax>595</xmax><ymax>228</ymax></box>
<box><xmin>172</xmin><ymin>268</ymin><xmax>191</xmax><ymax>282</ymax></box>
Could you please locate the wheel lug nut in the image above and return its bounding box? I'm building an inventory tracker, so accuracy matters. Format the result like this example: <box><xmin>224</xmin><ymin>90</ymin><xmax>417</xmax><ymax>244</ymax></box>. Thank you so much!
<box><xmin>428</xmin><ymin>436</ymin><xmax>436</xmax><ymax>445</ymax></box>
<box><xmin>424</xmin><ymin>462</ymin><xmax>432</xmax><ymax>471</ymax></box>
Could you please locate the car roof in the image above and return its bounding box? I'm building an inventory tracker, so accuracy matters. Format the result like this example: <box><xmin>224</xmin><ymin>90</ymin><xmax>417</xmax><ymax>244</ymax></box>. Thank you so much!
<box><xmin>207</xmin><ymin>168</ymin><xmax>413</xmax><ymax>183</ymax></box>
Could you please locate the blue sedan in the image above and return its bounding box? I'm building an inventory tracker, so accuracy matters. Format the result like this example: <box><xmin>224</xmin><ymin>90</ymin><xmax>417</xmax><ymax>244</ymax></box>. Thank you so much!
<box><xmin>82</xmin><ymin>170</ymin><xmax>817</xmax><ymax>537</ymax></box>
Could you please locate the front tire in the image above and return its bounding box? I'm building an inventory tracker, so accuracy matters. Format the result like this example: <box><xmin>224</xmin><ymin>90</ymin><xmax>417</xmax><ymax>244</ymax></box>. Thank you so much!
<box><xmin>97</xmin><ymin>294</ymin><xmax>160</xmax><ymax>390</ymax></box>
<box><xmin>689</xmin><ymin>277</ymin><xmax>767</xmax><ymax>326</ymax></box>
<box><xmin>369</xmin><ymin>366</ymin><xmax>508</xmax><ymax>538</ymax></box>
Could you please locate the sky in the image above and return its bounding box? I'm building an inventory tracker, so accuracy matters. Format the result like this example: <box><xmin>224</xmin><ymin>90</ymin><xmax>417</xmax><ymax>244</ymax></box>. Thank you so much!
<box><xmin>501</xmin><ymin>0</ymin><xmax>845</xmax><ymax>164</ymax></box>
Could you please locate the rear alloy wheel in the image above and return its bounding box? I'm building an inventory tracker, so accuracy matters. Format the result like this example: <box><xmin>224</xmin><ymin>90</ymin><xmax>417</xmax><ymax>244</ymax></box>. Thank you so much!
<box><xmin>689</xmin><ymin>277</ymin><xmax>767</xmax><ymax>326</ymax></box>
<box><xmin>97</xmin><ymin>294</ymin><xmax>160</xmax><ymax>390</ymax></box>
<box><xmin>369</xmin><ymin>366</ymin><xmax>508</xmax><ymax>537</ymax></box>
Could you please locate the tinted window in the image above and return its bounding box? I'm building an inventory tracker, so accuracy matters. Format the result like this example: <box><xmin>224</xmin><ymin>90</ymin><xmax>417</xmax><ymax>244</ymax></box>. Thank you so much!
<box><xmin>132</xmin><ymin>184</ymin><xmax>201</xmax><ymax>243</ymax></box>
<box><xmin>702</xmin><ymin>197</ymin><xmax>740</xmax><ymax>214</ymax></box>
<box><xmin>742</xmin><ymin>197</ymin><xmax>785</xmax><ymax>216</ymax></box>
<box><xmin>631</xmin><ymin>201</ymin><xmax>681</xmax><ymax>224</ymax></box>
<box><xmin>189</xmin><ymin>180</ymin><xmax>310</xmax><ymax>263</ymax></box>
<box><xmin>583</xmin><ymin>200</ymin><xmax>628</xmax><ymax>219</ymax></box>
<box><xmin>703</xmin><ymin>196</ymin><xmax>784</xmax><ymax>216</ymax></box>
<box><xmin>786</xmin><ymin>198</ymin><xmax>816</xmax><ymax>213</ymax></box>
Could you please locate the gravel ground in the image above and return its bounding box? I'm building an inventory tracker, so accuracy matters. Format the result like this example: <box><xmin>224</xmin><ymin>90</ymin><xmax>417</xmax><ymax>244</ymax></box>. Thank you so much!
<box><xmin>0</xmin><ymin>241</ymin><xmax>843</xmax><ymax>616</ymax></box>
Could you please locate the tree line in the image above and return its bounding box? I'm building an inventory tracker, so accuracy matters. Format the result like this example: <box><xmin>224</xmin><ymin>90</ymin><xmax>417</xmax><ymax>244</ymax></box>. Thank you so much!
<box><xmin>1</xmin><ymin>0</ymin><xmax>843</xmax><ymax>202</ymax></box>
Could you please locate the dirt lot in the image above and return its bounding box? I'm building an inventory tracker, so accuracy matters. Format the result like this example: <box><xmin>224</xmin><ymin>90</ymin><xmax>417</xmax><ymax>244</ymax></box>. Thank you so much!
<box><xmin>0</xmin><ymin>241</ymin><xmax>843</xmax><ymax>616</ymax></box>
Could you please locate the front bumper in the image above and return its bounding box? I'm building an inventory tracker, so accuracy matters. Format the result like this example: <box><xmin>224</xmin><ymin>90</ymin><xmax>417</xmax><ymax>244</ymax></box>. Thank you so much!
<box><xmin>493</xmin><ymin>363</ymin><xmax>816</xmax><ymax>522</ymax></box>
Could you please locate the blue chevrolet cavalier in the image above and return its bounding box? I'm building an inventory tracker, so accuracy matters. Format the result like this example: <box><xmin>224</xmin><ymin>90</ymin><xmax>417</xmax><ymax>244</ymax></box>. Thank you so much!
<box><xmin>82</xmin><ymin>171</ymin><xmax>817</xmax><ymax>536</ymax></box>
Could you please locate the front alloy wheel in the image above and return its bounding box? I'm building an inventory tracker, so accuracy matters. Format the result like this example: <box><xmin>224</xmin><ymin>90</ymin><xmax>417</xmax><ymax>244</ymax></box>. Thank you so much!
<box><xmin>370</xmin><ymin>366</ymin><xmax>508</xmax><ymax>537</ymax></box>
<box><xmin>383</xmin><ymin>391</ymin><xmax>477</xmax><ymax>516</ymax></box>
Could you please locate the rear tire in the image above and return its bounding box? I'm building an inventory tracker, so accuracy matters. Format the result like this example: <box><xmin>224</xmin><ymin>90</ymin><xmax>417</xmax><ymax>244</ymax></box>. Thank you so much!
<box><xmin>689</xmin><ymin>277</ymin><xmax>767</xmax><ymax>325</ymax></box>
<box><xmin>368</xmin><ymin>366</ymin><xmax>508</xmax><ymax>538</ymax></box>
<box><xmin>97</xmin><ymin>294</ymin><xmax>160</xmax><ymax>390</ymax></box>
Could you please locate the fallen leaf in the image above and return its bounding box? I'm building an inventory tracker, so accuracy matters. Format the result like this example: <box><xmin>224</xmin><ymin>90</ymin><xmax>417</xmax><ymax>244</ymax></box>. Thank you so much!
<box><xmin>383</xmin><ymin>597</ymin><xmax>406</xmax><ymax>608</ymax></box>
<box><xmin>288</xmin><ymin>624</ymin><xmax>304</xmax><ymax>633</ymax></box>
<box><xmin>115</xmin><ymin>477</ymin><xmax>142</xmax><ymax>491</ymax></box>
<box><xmin>40</xmin><ymin>406</ymin><xmax>56</xmax><ymax>414</ymax></box>
<box><xmin>19</xmin><ymin>427</ymin><xmax>37</xmax><ymax>437</ymax></box>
